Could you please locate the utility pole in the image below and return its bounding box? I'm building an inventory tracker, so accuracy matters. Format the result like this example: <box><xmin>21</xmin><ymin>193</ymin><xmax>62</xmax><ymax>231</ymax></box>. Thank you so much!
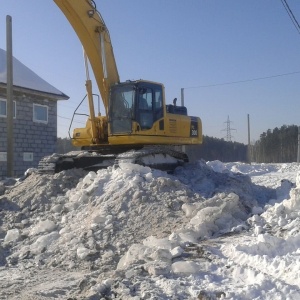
<box><xmin>297</xmin><ymin>126</ymin><xmax>300</xmax><ymax>163</ymax></box>
<box><xmin>222</xmin><ymin>116</ymin><xmax>236</xmax><ymax>142</ymax></box>
<box><xmin>180</xmin><ymin>88</ymin><xmax>186</xmax><ymax>153</ymax></box>
<box><xmin>247</xmin><ymin>114</ymin><xmax>251</xmax><ymax>163</ymax></box>
<box><xmin>247</xmin><ymin>114</ymin><xmax>250</xmax><ymax>146</ymax></box>
<box><xmin>6</xmin><ymin>15</ymin><xmax>14</xmax><ymax>177</ymax></box>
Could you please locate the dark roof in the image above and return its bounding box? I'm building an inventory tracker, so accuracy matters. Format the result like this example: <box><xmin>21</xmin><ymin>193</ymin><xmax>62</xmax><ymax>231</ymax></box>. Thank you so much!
<box><xmin>0</xmin><ymin>48</ymin><xmax>69</xmax><ymax>100</ymax></box>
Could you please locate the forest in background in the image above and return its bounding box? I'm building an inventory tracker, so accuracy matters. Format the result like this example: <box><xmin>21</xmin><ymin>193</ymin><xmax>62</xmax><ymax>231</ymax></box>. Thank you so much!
<box><xmin>57</xmin><ymin>124</ymin><xmax>299</xmax><ymax>164</ymax></box>
<box><xmin>250</xmin><ymin>125</ymin><xmax>299</xmax><ymax>163</ymax></box>
<box><xmin>185</xmin><ymin>136</ymin><xmax>248</xmax><ymax>163</ymax></box>
<box><xmin>187</xmin><ymin>125</ymin><xmax>299</xmax><ymax>163</ymax></box>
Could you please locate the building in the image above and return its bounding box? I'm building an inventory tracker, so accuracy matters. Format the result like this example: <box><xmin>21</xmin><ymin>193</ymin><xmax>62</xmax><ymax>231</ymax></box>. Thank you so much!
<box><xmin>0</xmin><ymin>48</ymin><xmax>69</xmax><ymax>178</ymax></box>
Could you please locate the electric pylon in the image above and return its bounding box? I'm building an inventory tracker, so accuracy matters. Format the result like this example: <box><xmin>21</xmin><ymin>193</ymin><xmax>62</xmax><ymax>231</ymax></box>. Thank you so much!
<box><xmin>222</xmin><ymin>116</ymin><xmax>236</xmax><ymax>141</ymax></box>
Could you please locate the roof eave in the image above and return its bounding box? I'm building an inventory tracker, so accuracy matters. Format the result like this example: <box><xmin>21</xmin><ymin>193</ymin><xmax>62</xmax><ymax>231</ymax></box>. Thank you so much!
<box><xmin>0</xmin><ymin>83</ymin><xmax>69</xmax><ymax>100</ymax></box>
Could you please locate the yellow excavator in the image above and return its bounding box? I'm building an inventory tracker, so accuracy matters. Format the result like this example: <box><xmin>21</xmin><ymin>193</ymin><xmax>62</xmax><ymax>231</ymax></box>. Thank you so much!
<box><xmin>39</xmin><ymin>0</ymin><xmax>202</xmax><ymax>173</ymax></box>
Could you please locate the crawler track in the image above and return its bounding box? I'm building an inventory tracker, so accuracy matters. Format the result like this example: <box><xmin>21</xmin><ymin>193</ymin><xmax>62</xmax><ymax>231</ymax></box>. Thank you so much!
<box><xmin>38</xmin><ymin>147</ymin><xmax>188</xmax><ymax>174</ymax></box>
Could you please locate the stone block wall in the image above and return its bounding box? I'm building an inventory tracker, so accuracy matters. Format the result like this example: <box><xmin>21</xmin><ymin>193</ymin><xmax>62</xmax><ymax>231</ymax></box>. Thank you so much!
<box><xmin>0</xmin><ymin>92</ymin><xmax>57</xmax><ymax>178</ymax></box>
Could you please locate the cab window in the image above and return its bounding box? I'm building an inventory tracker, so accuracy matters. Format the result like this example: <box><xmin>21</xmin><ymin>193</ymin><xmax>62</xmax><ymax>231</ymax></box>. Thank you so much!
<box><xmin>154</xmin><ymin>88</ymin><xmax>163</xmax><ymax>121</ymax></box>
<box><xmin>137</xmin><ymin>87</ymin><xmax>153</xmax><ymax>130</ymax></box>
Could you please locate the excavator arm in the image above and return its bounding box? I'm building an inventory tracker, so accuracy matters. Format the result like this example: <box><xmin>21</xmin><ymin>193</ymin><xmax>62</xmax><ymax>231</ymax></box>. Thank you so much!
<box><xmin>54</xmin><ymin>0</ymin><xmax>120</xmax><ymax>113</ymax></box>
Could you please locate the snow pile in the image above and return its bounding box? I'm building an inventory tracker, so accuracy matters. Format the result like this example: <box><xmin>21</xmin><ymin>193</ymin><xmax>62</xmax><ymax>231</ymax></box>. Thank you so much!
<box><xmin>1</xmin><ymin>160</ymin><xmax>300</xmax><ymax>299</ymax></box>
<box><xmin>220</xmin><ymin>179</ymin><xmax>300</xmax><ymax>297</ymax></box>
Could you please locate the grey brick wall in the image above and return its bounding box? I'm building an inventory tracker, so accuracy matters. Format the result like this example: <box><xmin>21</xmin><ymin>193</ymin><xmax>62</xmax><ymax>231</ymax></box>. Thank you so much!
<box><xmin>0</xmin><ymin>92</ymin><xmax>57</xmax><ymax>178</ymax></box>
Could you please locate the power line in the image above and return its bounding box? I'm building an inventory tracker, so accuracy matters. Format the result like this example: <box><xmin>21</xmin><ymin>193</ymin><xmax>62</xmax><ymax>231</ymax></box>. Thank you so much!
<box><xmin>184</xmin><ymin>70</ymin><xmax>300</xmax><ymax>89</ymax></box>
<box><xmin>57</xmin><ymin>114</ymin><xmax>86</xmax><ymax>125</ymax></box>
<box><xmin>57</xmin><ymin>115</ymin><xmax>71</xmax><ymax>120</ymax></box>
<box><xmin>281</xmin><ymin>0</ymin><xmax>300</xmax><ymax>34</ymax></box>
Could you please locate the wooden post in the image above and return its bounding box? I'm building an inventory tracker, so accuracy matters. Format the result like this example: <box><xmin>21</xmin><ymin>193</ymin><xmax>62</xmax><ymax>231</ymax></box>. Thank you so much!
<box><xmin>6</xmin><ymin>15</ymin><xmax>14</xmax><ymax>177</ymax></box>
<box><xmin>181</xmin><ymin>88</ymin><xmax>186</xmax><ymax>153</ymax></box>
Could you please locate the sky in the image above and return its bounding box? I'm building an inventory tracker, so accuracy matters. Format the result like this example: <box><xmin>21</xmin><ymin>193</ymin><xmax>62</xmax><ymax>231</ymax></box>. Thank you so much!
<box><xmin>0</xmin><ymin>0</ymin><xmax>300</xmax><ymax>145</ymax></box>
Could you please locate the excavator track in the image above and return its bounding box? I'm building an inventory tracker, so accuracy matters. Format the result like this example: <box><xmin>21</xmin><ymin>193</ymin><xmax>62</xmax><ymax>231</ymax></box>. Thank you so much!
<box><xmin>38</xmin><ymin>147</ymin><xmax>188</xmax><ymax>174</ymax></box>
<box><xmin>37</xmin><ymin>152</ymin><xmax>116</xmax><ymax>174</ymax></box>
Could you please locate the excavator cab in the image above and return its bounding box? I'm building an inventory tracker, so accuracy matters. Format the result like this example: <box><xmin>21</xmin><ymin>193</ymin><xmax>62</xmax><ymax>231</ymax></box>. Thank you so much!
<box><xmin>109</xmin><ymin>80</ymin><xmax>164</xmax><ymax>135</ymax></box>
<box><xmin>108</xmin><ymin>79</ymin><xmax>202</xmax><ymax>147</ymax></box>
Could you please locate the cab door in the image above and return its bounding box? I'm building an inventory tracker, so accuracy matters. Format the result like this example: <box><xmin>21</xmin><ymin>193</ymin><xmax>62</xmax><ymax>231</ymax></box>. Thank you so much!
<box><xmin>136</xmin><ymin>85</ymin><xmax>163</xmax><ymax>131</ymax></box>
<box><xmin>110</xmin><ymin>85</ymin><xmax>134</xmax><ymax>134</ymax></box>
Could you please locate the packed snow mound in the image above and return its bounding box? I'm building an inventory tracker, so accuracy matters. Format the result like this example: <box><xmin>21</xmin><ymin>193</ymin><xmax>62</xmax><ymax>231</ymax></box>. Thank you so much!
<box><xmin>175</xmin><ymin>160</ymin><xmax>276</xmax><ymax>206</ymax></box>
<box><xmin>4</xmin><ymin>162</ymin><xmax>260</xmax><ymax>267</ymax></box>
<box><xmin>0</xmin><ymin>161</ymin><xmax>300</xmax><ymax>299</ymax></box>
<box><xmin>1</xmin><ymin>169</ymin><xmax>87</xmax><ymax>209</ymax></box>
<box><xmin>208</xmin><ymin>160</ymin><xmax>300</xmax><ymax>176</ymax></box>
<box><xmin>221</xmin><ymin>175</ymin><xmax>300</xmax><ymax>293</ymax></box>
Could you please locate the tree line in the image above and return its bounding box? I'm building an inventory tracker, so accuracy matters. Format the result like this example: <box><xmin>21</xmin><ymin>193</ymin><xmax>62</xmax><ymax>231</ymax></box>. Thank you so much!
<box><xmin>187</xmin><ymin>125</ymin><xmax>299</xmax><ymax>163</ymax></box>
<box><xmin>186</xmin><ymin>136</ymin><xmax>248</xmax><ymax>162</ymax></box>
<box><xmin>249</xmin><ymin>125</ymin><xmax>298</xmax><ymax>163</ymax></box>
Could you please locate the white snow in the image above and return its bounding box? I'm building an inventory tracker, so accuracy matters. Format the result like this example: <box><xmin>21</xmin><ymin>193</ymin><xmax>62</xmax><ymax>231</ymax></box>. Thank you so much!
<box><xmin>4</xmin><ymin>229</ymin><xmax>19</xmax><ymax>243</ymax></box>
<box><xmin>1</xmin><ymin>160</ymin><xmax>300</xmax><ymax>299</ymax></box>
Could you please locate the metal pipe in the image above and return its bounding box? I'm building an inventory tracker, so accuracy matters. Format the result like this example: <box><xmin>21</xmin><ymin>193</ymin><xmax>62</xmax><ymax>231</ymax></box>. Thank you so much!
<box><xmin>181</xmin><ymin>88</ymin><xmax>184</xmax><ymax>106</ymax></box>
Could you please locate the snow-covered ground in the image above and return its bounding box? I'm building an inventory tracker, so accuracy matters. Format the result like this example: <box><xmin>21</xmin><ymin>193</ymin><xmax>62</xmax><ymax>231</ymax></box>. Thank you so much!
<box><xmin>0</xmin><ymin>160</ymin><xmax>300</xmax><ymax>299</ymax></box>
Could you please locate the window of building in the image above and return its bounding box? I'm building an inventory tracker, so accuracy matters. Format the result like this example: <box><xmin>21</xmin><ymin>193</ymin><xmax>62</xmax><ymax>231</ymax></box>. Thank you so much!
<box><xmin>0</xmin><ymin>98</ymin><xmax>16</xmax><ymax>118</ymax></box>
<box><xmin>33</xmin><ymin>104</ymin><xmax>48</xmax><ymax>123</ymax></box>
<box><xmin>0</xmin><ymin>152</ymin><xmax>7</xmax><ymax>161</ymax></box>
<box><xmin>23</xmin><ymin>152</ymin><xmax>34</xmax><ymax>161</ymax></box>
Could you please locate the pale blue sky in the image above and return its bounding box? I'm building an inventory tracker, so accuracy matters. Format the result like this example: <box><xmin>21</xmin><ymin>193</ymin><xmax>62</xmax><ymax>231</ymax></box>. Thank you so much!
<box><xmin>1</xmin><ymin>0</ymin><xmax>300</xmax><ymax>144</ymax></box>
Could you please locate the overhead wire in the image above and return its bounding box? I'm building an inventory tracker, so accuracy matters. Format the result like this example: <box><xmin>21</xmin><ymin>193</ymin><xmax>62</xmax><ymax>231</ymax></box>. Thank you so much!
<box><xmin>184</xmin><ymin>70</ymin><xmax>300</xmax><ymax>89</ymax></box>
<box><xmin>57</xmin><ymin>114</ymin><xmax>86</xmax><ymax>125</ymax></box>
<box><xmin>280</xmin><ymin>0</ymin><xmax>300</xmax><ymax>34</ymax></box>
